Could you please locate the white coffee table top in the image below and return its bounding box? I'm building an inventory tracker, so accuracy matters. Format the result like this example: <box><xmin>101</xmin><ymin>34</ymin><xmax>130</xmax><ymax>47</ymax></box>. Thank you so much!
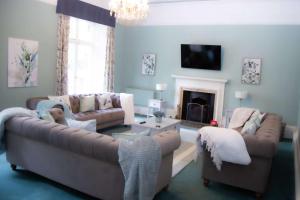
<box><xmin>133</xmin><ymin>117</ymin><xmax>181</xmax><ymax>130</ymax></box>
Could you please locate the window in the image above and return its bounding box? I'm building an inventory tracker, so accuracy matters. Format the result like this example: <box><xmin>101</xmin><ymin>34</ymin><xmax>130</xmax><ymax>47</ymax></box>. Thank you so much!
<box><xmin>68</xmin><ymin>17</ymin><xmax>107</xmax><ymax>94</ymax></box>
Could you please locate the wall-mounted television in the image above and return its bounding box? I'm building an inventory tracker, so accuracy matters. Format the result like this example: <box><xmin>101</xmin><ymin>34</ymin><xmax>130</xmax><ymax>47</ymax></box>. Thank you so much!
<box><xmin>181</xmin><ymin>44</ymin><xmax>221</xmax><ymax>70</ymax></box>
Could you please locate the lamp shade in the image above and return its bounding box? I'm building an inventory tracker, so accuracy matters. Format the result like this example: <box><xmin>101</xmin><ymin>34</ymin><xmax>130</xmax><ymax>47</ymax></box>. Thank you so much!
<box><xmin>235</xmin><ymin>91</ymin><xmax>248</xmax><ymax>100</ymax></box>
<box><xmin>156</xmin><ymin>83</ymin><xmax>167</xmax><ymax>91</ymax></box>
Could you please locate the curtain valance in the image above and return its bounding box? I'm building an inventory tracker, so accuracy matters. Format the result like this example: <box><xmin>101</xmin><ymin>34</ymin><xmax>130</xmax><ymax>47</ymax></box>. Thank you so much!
<box><xmin>56</xmin><ymin>0</ymin><xmax>115</xmax><ymax>27</ymax></box>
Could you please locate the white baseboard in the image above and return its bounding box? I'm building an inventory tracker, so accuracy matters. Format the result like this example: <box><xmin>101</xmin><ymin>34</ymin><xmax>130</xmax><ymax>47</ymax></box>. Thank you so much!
<box><xmin>293</xmin><ymin>127</ymin><xmax>300</xmax><ymax>200</ymax></box>
<box><xmin>284</xmin><ymin>125</ymin><xmax>298</xmax><ymax>139</ymax></box>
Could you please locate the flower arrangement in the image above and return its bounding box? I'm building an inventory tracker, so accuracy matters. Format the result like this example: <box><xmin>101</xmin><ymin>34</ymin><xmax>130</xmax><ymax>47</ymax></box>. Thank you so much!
<box><xmin>153</xmin><ymin>111</ymin><xmax>165</xmax><ymax>123</ymax></box>
<box><xmin>19</xmin><ymin>42</ymin><xmax>38</xmax><ymax>86</ymax></box>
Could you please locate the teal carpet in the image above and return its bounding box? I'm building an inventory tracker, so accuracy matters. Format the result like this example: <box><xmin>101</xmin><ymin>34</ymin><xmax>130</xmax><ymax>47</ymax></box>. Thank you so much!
<box><xmin>0</xmin><ymin>140</ymin><xmax>294</xmax><ymax>200</ymax></box>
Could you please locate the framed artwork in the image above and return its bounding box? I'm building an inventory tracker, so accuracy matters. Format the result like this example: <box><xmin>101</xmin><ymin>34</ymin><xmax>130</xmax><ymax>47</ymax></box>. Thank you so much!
<box><xmin>8</xmin><ymin>37</ymin><xmax>39</xmax><ymax>87</ymax></box>
<box><xmin>142</xmin><ymin>54</ymin><xmax>156</xmax><ymax>75</ymax></box>
<box><xmin>241</xmin><ymin>58</ymin><xmax>262</xmax><ymax>85</ymax></box>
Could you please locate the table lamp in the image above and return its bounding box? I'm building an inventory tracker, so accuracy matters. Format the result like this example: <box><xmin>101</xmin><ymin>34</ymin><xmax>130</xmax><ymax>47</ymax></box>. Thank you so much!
<box><xmin>235</xmin><ymin>90</ymin><xmax>248</xmax><ymax>107</ymax></box>
<box><xmin>156</xmin><ymin>83</ymin><xmax>167</xmax><ymax>100</ymax></box>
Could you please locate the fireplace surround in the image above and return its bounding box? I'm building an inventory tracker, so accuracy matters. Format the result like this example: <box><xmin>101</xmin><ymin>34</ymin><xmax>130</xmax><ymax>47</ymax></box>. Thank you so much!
<box><xmin>172</xmin><ymin>75</ymin><xmax>228</xmax><ymax>123</ymax></box>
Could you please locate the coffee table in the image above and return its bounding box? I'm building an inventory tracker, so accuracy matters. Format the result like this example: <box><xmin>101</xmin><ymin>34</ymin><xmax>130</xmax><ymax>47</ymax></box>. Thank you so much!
<box><xmin>131</xmin><ymin>117</ymin><xmax>181</xmax><ymax>136</ymax></box>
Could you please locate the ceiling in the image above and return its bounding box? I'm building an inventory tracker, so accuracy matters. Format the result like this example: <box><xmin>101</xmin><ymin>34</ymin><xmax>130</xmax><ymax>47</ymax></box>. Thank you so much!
<box><xmin>37</xmin><ymin>0</ymin><xmax>300</xmax><ymax>25</ymax></box>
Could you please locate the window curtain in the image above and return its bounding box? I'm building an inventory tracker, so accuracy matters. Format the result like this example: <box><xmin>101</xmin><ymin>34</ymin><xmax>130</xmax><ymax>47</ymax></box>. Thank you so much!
<box><xmin>104</xmin><ymin>27</ymin><xmax>115</xmax><ymax>92</ymax></box>
<box><xmin>56</xmin><ymin>14</ymin><xmax>70</xmax><ymax>96</ymax></box>
<box><xmin>56</xmin><ymin>0</ymin><xmax>116</xmax><ymax>94</ymax></box>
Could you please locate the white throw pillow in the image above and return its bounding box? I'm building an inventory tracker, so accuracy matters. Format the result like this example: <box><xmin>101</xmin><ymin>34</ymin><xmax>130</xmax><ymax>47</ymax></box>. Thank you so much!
<box><xmin>241</xmin><ymin>110</ymin><xmax>265</xmax><ymax>135</ymax></box>
<box><xmin>97</xmin><ymin>94</ymin><xmax>113</xmax><ymax>110</ymax></box>
<box><xmin>48</xmin><ymin>95</ymin><xmax>71</xmax><ymax>109</ymax></box>
<box><xmin>80</xmin><ymin>95</ymin><xmax>95</xmax><ymax>112</ymax></box>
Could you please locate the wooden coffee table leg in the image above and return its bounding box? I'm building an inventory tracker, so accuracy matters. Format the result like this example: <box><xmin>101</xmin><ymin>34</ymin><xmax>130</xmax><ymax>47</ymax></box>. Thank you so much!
<box><xmin>203</xmin><ymin>178</ymin><xmax>210</xmax><ymax>187</ymax></box>
<box><xmin>255</xmin><ymin>192</ymin><xmax>263</xmax><ymax>199</ymax></box>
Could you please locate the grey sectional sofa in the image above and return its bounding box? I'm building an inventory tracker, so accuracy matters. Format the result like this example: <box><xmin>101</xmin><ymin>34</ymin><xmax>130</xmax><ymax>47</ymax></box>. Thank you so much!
<box><xmin>201</xmin><ymin>113</ymin><xmax>283</xmax><ymax>198</ymax></box>
<box><xmin>5</xmin><ymin>116</ymin><xmax>181</xmax><ymax>200</ymax></box>
<box><xmin>26</xmin><ymin>94</ymin><xmax>125</xmax><ymax>130</ymax></box>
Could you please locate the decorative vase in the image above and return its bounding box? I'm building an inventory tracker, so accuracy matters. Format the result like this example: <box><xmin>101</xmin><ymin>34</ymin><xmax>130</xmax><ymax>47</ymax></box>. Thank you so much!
<box><xmin>155</xmin><ymin>116</ymin><xmax>162</xmax><ymax>123</ymax></box>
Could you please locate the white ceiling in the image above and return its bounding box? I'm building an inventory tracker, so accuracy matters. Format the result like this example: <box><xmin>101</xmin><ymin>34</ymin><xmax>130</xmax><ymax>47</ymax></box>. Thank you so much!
<box><xmin>143</xmin><ymin>0</ymin><xmax>300</xmax><ymax>25</ymax></box>
<box><xmin>37</xmin><ymin>0</ymin><xmax>300</xmax><ymax>25</ymax></box>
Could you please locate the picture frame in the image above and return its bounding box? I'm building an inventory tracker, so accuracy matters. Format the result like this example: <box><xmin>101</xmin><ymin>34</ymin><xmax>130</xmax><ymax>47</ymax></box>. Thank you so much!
<box><xmin>142</xmin><ymin>54</ymin><xmax>156</xmax><ymax>76</ymax></box>
<box><xmin>8</xmin><ymin>37</ymin><xmax>39</xmax><ymax>87</ymax></box>
<box><xmin>241</xmin><ymin>58</ymin><xmax>262</xmax><ymax>85</ymax></box>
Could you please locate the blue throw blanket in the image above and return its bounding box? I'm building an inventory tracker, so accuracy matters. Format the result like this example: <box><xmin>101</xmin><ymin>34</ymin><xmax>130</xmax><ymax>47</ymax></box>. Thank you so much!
<box><xmin>36</xmin><ymin>100</ymin><xmax>74</xmax><ymax>120</ymax></box>
<box><xmin>0</xmin><ymin>107</ymin><xmax>38</xmax><ymax>154</ymax></box>
<box><xmin>118</xmin><ymin>136</ymin><xmax>161</xmax><ymax>200</ymax></box>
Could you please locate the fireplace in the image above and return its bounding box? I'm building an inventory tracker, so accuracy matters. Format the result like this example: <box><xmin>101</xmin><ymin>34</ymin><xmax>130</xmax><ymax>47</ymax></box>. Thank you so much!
<box><xmin>180</xmin><ymin>90</ymin><xmax>215</xmax><ymax>124</ymax></box>
<box><xmin>172</xmin><ymin>75</ymin><xmax>228</xmax><ymax>123</ymax></box>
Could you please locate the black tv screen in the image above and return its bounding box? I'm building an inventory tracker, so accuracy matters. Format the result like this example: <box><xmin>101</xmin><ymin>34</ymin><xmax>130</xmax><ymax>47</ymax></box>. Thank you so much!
<box><xmin>181</xmin><ymin>44</ymin><xmax>221</xmax><ymax>70</ymax></box>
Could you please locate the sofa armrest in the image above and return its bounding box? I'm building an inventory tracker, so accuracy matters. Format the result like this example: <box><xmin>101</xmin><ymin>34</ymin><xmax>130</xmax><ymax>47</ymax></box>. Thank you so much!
<box><xmin>153</xmin><ymin>130</ymin><xmax>181</xmax><ymax>157</ymax></box>
<box><xmin>244</xmin><ymin>134</ymin><xmax>277</xmax><ymax>158</ymax></box>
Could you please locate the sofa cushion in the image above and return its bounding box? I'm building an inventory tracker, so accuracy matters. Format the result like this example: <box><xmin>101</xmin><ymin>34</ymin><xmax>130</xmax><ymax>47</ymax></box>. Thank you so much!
<box><xmin>111</xmin><ymin>94</ymin><xmax>121</xmax><ymax>108</ymax></box>
<box><xmin>69</xmin><ymin>95</ymin><xmax>81</xmax><ymax>113</ymax></box>
<box><xmin>97</xmin><ymin>94</ymin><xmax>113</xmax><ymax>110</ymax></box>
<box><xmin>241</xmin><ymin>110</ymin><xmax>265</xmax><ymax>135</ymax></box>
<box><xmin>48</xmin><ymin>95</ymin><xmax>72</xmax><ymax>109</ymax></box>
<box><xmin>74</xmin><ymin>108</ymin><xmax>125</xmax><ymax>124</ymax></box>
<box><xmin>80</xmin><ymin>95</ymin><xmax>95</xmax><ymax>112</ymax></box>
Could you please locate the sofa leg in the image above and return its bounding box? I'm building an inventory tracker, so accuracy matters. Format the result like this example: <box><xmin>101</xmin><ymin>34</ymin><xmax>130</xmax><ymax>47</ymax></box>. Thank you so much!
<box><xmin>163</xmin><ymin>184</ymin><xmax>169</xmax><ymax>191</ymax></box>
<box><xmin>10</xmin><ymin>164</ymin><xmax>17</xmax><ymax>171</ymax></box>
<box><xmin>255</xmin><ymin>192</ymin><xmax>263</xmax><ymax>199</ymax></box>
<box><xmin>203</xmin><ymin>178</ymin><xmax>210</xmax><ymax>187</ymax></box>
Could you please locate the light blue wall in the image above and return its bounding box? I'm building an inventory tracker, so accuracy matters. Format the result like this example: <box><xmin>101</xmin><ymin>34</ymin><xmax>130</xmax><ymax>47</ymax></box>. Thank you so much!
<box><xmin>115</xmin><ymin>25</ymin><xmax>300</xmax><ymax>125</ymax></box>
<box><xmin>0</xmin><ymin>0</ymin><xmax>57</xmax><ymax>109</ymax></box>
<box><xmin>298</xmin><ymin>87</ymin><xmax>300</xmax><ymax>127</ymax></box>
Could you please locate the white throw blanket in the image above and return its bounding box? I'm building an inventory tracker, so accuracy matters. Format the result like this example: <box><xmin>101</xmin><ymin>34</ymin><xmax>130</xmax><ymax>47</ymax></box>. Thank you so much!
<box><xmin>0</xmin><ymin>107</ymin><xmax>38</xmax><ymax>154</ymax></box>
<box><xmin>197</xmin><ymin>127</ymin><xmax>251</xmax><ymax>170</ymax></box>
<box><xmin>120</xmin><ymin>93</ymin><xmax>135</xmax><ymax>125</ymax></box>
<box><xmin>228</xmin><ymin>107</ymin><xmax>255</xmax><ymax>129</ymax></box>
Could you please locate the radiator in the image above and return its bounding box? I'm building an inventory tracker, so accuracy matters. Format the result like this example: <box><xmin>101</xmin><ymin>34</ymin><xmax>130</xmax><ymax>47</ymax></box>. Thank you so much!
<box><xmin>125</xmin><ymin>87</ymin><xmax>155</xmax><ymax>106</ymax></box>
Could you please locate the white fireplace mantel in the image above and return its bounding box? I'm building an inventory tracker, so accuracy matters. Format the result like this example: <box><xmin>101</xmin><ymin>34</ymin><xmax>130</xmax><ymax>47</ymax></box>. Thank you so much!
<box><xmin>171</xmin><ymin>74</ymin><xmax>228</xmax><ymax>84</ymax></box>
<box><xmin>172</xmin><ymin>74</ymin><xmax>229</xmax><ymax>123</ymax></box>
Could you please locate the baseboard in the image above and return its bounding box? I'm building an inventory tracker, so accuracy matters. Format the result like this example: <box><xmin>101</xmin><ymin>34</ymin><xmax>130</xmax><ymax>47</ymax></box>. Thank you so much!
<box><xmin>293</xmin><ymin>127</ymin><xmax>300</xmax><ymax>200</ymax></box>
<box><xmin>284</xmin><ymin>125</ymin><xmax>298</xmax><ymax>139</ymax></box>
<box><xmin>172</xmin><ymin>144</ymin><xmax>196</xmax><ymax>177</ymax></box>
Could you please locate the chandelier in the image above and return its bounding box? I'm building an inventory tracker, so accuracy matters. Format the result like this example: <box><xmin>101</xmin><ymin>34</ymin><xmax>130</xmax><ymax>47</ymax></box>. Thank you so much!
<box><xmin>109</xmin><ymin>0</ymin><xmax>149</xmax><ymax>24</ymax></box>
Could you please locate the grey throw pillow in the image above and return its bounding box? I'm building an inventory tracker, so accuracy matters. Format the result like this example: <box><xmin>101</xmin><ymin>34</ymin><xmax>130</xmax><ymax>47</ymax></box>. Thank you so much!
<box><xmin>97</xmin><ymin>93</ymin><xmax>113</xmax><ymax>110</ymax></box>
<box><xmin>241</xmin><ymin>110</ymin><xmax>265</xmax><ymax>135</ymax></box>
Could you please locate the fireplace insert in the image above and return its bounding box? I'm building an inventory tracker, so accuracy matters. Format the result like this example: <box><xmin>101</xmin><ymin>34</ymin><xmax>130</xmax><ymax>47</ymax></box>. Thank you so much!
<box><xmin>181</xmin><ymin>90</ymin><xmax>215</xmax><ymax>124</ymax></box>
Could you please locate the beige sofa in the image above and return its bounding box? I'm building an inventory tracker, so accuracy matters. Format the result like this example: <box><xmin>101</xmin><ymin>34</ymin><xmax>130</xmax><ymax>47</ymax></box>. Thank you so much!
<box><xmin>5</xmin><ymin>116</ymin><xmax>181</xmax><ymax>200</ymax></box>
<box><xmin>202</xmin><ymin>113</ymin><xmax>283</xmax><ymax>198</ymax></box>
<box><xmin>26</xmin><ymin>94</ymin><xmax>124</xmax><ymax>130</ymax></box>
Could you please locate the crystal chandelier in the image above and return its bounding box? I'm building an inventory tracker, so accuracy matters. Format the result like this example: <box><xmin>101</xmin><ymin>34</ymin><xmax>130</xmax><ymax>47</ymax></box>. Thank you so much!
<box><xmin>109</xmin><ymin>0</ymin><xmax>149</xmax><ymax>24</ymax></box>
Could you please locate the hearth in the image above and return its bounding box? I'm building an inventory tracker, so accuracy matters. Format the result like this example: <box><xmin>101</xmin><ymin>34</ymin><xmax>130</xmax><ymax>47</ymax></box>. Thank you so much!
<box><xmin>180</xmin><ymin>90</ymin><xmax>215</xmax><ymax>124</ymax></box>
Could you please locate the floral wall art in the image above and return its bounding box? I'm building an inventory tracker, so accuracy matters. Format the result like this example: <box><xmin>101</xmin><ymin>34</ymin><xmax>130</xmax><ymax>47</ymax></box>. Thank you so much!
<box><xmin>241</xmin><ymin>58</ymin><xmax>262</xmax><ymax>85</ymax></box>
<box><xmin>142</xmin><ymin>54</ymin><xmax>156</xmax><ymax>75</ymax></box>
<box><xmin>8</xmin><ymin>38</ymin><xmax>39</xmax><ymax>87</ymax></box>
